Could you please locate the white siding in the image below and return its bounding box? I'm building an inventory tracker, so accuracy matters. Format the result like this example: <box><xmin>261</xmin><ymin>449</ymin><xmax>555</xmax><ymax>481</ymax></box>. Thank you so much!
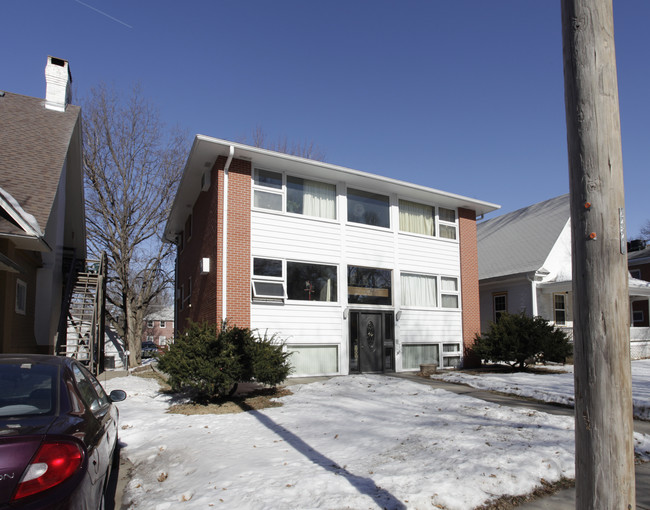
<box><xmin>398</xmin><ymin>234</ymin><xmax>460</xmax><ymax>276</ymax></box>
<box><xmin>250</xmin><ymin>199</ymin><xmax>467</xmax><ymax>375</ymax></box>
<box><xmin>252</xmin><ymin>211</ymin><xmax>341</xmax><ymax>263</ymax></box>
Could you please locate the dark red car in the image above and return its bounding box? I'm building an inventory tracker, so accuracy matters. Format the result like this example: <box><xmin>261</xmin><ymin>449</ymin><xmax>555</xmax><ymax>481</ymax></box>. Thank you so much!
<box><xmin>0</xmin><ymin>354</ymin><xmax>126</xmax><ymax>509</ymax></box>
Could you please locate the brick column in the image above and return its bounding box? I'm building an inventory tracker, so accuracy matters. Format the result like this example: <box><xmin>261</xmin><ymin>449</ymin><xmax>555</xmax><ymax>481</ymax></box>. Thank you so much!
<box><xmin>458</xmin><ymin>207</ymin><xmax>481</xmax><ymax>368</ymax></box>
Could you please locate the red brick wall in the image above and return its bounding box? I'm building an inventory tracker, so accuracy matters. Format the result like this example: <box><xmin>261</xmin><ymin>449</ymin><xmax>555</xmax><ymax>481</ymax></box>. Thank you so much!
<box><xmin>458</xmin><ymin>207</ymin><xmax>481</xmax><ymax>367</ymax></box>
<box><xmin>176</xmin><ymin>155</ymin><xmax>251</xmax><ymax>334</ymax></box>
<box><xmin>221</xmin><ymin>158</ymin><xmax>251</xmax><ymax>327</ymax></box>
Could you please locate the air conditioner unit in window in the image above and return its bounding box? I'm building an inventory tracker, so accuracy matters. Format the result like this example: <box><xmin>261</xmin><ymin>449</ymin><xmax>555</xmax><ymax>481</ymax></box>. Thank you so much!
<box><xmin>201</xmin><ymin>171</ymin><xmax>210</xmax><ymax>191</ymax></box>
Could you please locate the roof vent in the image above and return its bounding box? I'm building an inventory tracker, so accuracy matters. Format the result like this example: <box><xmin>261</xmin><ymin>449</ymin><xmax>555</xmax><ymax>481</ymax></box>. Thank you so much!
<box><xmin>44</xmin><ymin>56</ymin><xmax>72</xmax><ymax>111</ymax></box>
<box><xmin>628</xmin><ymin>239</ymin><xmax>647</xmax><ymax>252</ymax></box>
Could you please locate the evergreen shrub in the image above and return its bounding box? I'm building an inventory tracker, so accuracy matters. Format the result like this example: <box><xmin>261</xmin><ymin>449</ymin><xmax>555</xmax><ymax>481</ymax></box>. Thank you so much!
<box><xmin>157</xmin><ymin>322</ymin><xmax>292</xmax><ymax>401</ymax></box>
<box><xmin>472</xmin><ymin>312</ymin><xmax>572</xmax><ymax>369</ymax></box>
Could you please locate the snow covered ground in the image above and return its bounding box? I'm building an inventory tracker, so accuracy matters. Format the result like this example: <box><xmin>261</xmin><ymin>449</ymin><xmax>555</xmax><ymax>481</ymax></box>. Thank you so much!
<box><xmin>104</xmin><ymin>369</ymin><xmax>650</xmax><ymax>510</ymax></box>
<box><xmin>431</xmin><ymin>359</ymin><xmax>650</xmax><ymax>420</ymax></box>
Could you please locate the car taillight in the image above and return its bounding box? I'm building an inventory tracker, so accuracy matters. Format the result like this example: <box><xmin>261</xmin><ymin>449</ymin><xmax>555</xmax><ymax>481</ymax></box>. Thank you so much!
<box><xmin>12</xmin><ymin>441</ymin><xmax>83</xmax><ymax>500</ymax></box>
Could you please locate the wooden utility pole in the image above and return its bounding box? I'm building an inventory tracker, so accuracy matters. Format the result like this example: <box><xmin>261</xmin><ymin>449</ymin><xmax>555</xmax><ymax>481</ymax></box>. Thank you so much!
<box><xmin>561</xmin><ymin>1</ymin><xmax>635</xmax><ymax>508</ymax></box>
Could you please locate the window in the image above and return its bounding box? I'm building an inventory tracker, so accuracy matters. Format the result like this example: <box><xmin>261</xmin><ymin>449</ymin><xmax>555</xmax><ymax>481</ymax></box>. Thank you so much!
<box><xmin>401</xmin><ymin>273</ymin><xmax>437</xmax><ymax>307</ymax></box>
<box><xmin>286</xmin><ymin>345</ymin><xmax>338</xmax><ymax>375</ymax></box>
<box><xmin>399</xmin><ymin>200</ymin><xmax>434</xmax><ymax>236</ymax></box>
<box><xmin>347</xmin><ymin>189</ymin><xmax>390</xmax><ymax>228</ymax></box>
<box><xmin>442</xmin><ymin>343</ymin><xmax>461</xmax><ymax>368</ymax></box>
<box><xmin>439</xmin><ymin>207</ymin><xmax>457</xmax><ymax>240</ymax></box>
<box><xmin>493</xmin><ymin>293</ymin><xmax>507</xmax><ymax>322</ymax></box>
<box><xmin>15</xmin><ymin>279</ymin><xmax>26</xmax><ymax>315</ymax></box>
<box><xmin>253</xmin><ymin>169</ymin><xmax>283</xmax><ymax>211</ymax></box>
<box><xmin>440</xmin><ymin>277</ymin><xmax>459</xmax><ymax>308</ymax></box>
<box><xmin>633</xmin><ymin>310</ymin><xmax>644</xmax><ymax>325</ymax></box>
<box><xmin>348</xmin><ymin>266</ymin><xmax>391</xmax><ymax>305</ymax></box>
<box><xmin>402</xmin><ymin>344</ymin><xmax>439</xmax><ymax>370</ymax></box>
<box><xmin>159</xmin><ymin>336</ymin><xmax>167</xmax><ymax>346</ymax></box>
<box><xmin>287</xmin><ymin>262</ymin><xmax>337</xmax><ymax>302</ymax></box>
<box><xmin>287</xmin><ymin>176</ymin><xmax>336</xmax><ymax>219</ymax></box>
<box><xmin>147</xmin><ymin>320</ymin><xmax>154</xmax><ymax>329</ymax></box>
<box><xmin>554</xmin><ymin>293</ymin><xmax>567</xmax><ymax>325</ymax></box>
<box><xmin>252</xmin><ymin>257</ymin><xmax>285</xmax><ymax>300</ymax></box>
<box><xmin>630</xmin><ymin>269</ymin><xmax>642</xmax><ymax>279</ymax></box>
<box><xmin>146</xmin><ymin>335</ymin><xmax>154</xmax><ymax>343</ymax></box>
<box><xmin>160</xmin><ymin>321</ymin><xmax>166</xmax><ymax>328</ymax></box>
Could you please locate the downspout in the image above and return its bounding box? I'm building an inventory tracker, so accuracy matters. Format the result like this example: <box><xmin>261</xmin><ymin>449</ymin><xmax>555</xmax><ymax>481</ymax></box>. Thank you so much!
<box><xmin>530</xmin><ymin>278</ymin><xmax>539</xmax><ymax>316</ymax></box>
<box><xmin>221</xmin><ymin>146</ymin><xmax>235</xmax><ymax>325</ymax></box>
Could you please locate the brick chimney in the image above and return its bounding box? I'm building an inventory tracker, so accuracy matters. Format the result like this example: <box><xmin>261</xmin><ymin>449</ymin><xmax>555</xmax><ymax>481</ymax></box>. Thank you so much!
<box><xmin>44</xmin><ymin>56</ymin><xmax>72</xmax><ymax>111</ymax></box>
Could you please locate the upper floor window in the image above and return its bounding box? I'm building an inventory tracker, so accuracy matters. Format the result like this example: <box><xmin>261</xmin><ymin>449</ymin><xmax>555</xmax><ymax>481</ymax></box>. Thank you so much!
<box><xmin>253</xmin><ymin>169</ymin><xmax>283</xmax><ymax>211</ymax></box>
<box><xmin>399</xmin><ymin>200</ymin><xmax>434</xmax><ymax>236</ymax></box>
<box><xmin>630</xmin><ymin>268</ymin><xmax>642</xmax><ymax>280</ymax></box>
<box><xmin>147</xmin><ymin>320</ymin><xmax>154</xmax><ymax>329</ymax></box>
<box><xmin>184</xmin><ymin>214</ymin><xmax>193</xmax><ymax>243</ymax></box>
<box><xmin>347</xmin><ymin>189</ymin><xmax>390</xmax><ymax>228</ymax></box>
<box><xmin>438</xmin><ymin>207</ymin><xmax>457</xmax><ymax>240</ymax></box>
<box><xmin>160</xmin><ymin>321</ymin><xmax>166</xmax><ymax>328</ymax></box>
<box><xmin>287</xmin><ymin>176</ymin><xmax>336</xmax><ymax>219</ymax></box>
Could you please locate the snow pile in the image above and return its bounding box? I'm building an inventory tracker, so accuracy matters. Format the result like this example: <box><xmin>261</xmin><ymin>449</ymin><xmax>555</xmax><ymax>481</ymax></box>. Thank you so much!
<box><xmin>432</xmin><ymin>359</ymin><xmax>650</xmax><ymax>420</ymax></box>
<box><xmin>105</xmin><ymin>373</ymin><xmax>650</xmax><ymax>509</ymax></box>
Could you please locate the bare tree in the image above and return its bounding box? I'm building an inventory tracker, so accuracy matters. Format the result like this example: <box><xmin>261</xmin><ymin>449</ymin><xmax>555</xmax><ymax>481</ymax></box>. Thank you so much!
<box><xmin>249</xmin><ymin>125</ymin><xmax>326</xmax><ymax>161</ymax></box>
<box><xmin>83</xmin><ymin>84</ymin><xmax>187</xmax><ymax>367</ymax></box>
<box><xmin>641</xmin><ymin>220</ymin><xmax>650</xmax><ymax>241</ymax></box>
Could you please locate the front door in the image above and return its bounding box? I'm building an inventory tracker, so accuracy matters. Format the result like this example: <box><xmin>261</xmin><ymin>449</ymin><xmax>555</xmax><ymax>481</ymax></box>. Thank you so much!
<box><xmin>358</xmin><ymin>312</ymin><xmax>383</xmax><ymax>372</ymax></box>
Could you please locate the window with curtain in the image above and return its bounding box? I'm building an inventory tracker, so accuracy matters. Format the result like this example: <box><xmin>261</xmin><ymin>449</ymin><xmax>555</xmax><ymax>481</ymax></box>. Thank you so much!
<box><xmin>401</xmin><ymin>273</ymin><xmax>437</xmax><ymax>307</ymax></box>
<box><xmin>347</xmin><ymin>189</ymin><xmax>390</xmax><ymax>228</ymax></box>
<box><xmin>287</xmin><ymin>176</ymin><xmax>336</xmax><ymax>219</ymax></box>
<box><xmin>399</xmin><ymin>200</ymin><xmax>434</xmax><ymax>236</ymax></box>
<box><xmin>402</xmin><ymin>344</ymin><xmax>439</xmax><ymax>370</ymax></box>
<box><xmin>441</xmin><ymin>276</ymin><xmax>459</xmax><ymax>308</ymax></box>
<box><xmin>439</xmin><ymin>207</ymin><xmax>457</xmax><ymax>240</ymax></box>
<box><xmin>286</xmin><ymin>262</ymin><xmax>337</xmax><ymax>302</ymax></box>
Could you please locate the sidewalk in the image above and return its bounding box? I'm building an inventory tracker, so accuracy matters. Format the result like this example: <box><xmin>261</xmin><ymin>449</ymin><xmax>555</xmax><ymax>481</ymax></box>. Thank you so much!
<box><xmin>390</xmin><ymin>373</ymin><xmax>650</xmax><ymax>509</ymax></box>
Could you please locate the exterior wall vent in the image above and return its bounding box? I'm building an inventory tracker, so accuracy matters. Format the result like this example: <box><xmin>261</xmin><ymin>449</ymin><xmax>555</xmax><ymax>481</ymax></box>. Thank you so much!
<box><xmin>201</xmin><ymin>171</ymin><xmax>210</xmax><ymax>191</ymax></box>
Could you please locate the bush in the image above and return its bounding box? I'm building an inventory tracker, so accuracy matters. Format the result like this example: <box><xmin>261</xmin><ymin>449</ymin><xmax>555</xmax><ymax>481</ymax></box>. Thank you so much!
<box><xmin>157</xmin><ymin>322</ymin><xmax>292</xmax><ymax>401</ymax></box>
<box><xmin>472</xmin><ymin>312</ymin><xmax>572</xmax><ymax>369</ymax></box>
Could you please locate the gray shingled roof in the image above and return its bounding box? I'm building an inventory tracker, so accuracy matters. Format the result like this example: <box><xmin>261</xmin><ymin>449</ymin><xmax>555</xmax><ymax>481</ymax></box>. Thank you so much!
<box><xmin>0</xmin><ymin>91</ymin><xmax>81</xmax><ymax>236</ymax></box>
<box><xmin>477</xmin><ymin>194</ymin><xmax>571</xmax><ymax>280</ymax></box>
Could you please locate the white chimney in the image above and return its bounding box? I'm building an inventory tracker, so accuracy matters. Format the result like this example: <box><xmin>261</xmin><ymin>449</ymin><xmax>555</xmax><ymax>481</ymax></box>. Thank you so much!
<box><xmin>44</xmin><ymin>56</ymin><xmax>72</xmax><ymax>111</ymax></box>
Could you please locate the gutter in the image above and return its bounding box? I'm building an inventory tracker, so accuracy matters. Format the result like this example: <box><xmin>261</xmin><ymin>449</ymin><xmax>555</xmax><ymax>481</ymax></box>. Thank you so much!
<box><xmin>221</xmin><ymin>146</ymin><xmax>235</xmax><ymax>324</ymax></box>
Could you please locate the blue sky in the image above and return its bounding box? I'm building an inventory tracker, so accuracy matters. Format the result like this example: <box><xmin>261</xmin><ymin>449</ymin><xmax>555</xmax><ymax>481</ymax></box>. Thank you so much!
<box><xmin>3</xmin><ymin>1</ymin><xmax>648</xmax><ymax>236</ymax></box>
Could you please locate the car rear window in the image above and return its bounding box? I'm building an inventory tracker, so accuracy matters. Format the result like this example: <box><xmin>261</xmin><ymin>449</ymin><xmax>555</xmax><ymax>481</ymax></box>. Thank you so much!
<box><xmin>0</xmin><ymin>362</ymin><xmax>58</xmax><ymax>417</ymax></box>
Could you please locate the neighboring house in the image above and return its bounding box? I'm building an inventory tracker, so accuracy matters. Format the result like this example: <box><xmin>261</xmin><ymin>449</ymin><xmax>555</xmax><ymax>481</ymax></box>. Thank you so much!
<box><xmin>142</xmin><ymin>307</ymin><xmax>175</xmax><ymax>347</ymax></box>
<box><xmin>0</xmin><ymin>56</ymin><xmax>86</xmax><ymax>354</ymax></box>
<box><xmin>628</xmin><ymin>239</ymin><xmax>650</xmax><ymax>329</ymax></box>
<box><xmin>164</xmin><ymin>136</ymin><xmax>499</xmax><ymax>376</ymax></box>
<box><xmin>477</xmin><ymin>194</ymin><xmax>650</xmax><ymax>358</ymax></box>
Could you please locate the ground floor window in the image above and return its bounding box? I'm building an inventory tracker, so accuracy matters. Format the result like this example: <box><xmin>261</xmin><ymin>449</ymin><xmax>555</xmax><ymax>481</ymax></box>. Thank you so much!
<box><xmin>554</xmin><ymin>293</ymin><xmax>566</xmax><ymax>325</ymax></box>
<box><xmin>442</xmin><ymin>343</ymin><xmax>461</xmax><ymax>368</ymax></box>
<box><xmin>287</xmin><ymin>262</ymin><xmax>337</xmax><ymax>302</ymax></box>
<box><xmin>493</xmin><ymin>293</ymin><xmax>507</xmax><ymax>322</ymax></box>
<box><xmin>286</xmin><ymin>345</ymin><xmax>338</xmax><ymax>375</ymax></box>
<box><xmin>15</xmin><ymin>279</ymin><xmax>27</xmax><ymax>315</ymax></box>
<box><xmin>402</xmin><ymin>343</ymin><xmax>440</xmax><ymax>370</ymax></box>
<box><xmin>348</xmin><ymin>266</ymin><xmax>392</xmax><ymax>305</ymax></box>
